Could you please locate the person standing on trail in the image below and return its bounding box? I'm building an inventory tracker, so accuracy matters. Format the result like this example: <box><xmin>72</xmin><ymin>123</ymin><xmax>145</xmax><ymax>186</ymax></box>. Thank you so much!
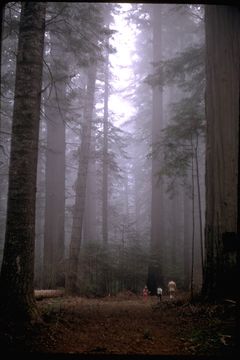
<box><xmin>157</xmin><ymin>287</ymin><xmax>163</xmax><ymax>302</ymax></box>
<box><xmin>168</xmin><ymin>280</ymin><xmax>176</xmax><ymax>299</ymax></box>
<box><xmin>143</xmin><ymin>285</ymin><xmax>149</xmax><ymax>302</ymax></box>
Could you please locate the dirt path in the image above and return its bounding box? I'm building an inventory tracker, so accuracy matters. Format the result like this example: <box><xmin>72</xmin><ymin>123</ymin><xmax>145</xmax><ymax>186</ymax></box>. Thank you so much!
<box><xmin>30</xmin><ymin>295</ymin><xmax>236</xmax><ymax>356</ymax></box>
<box><xmin>39</xmin><ymin>297</ymin><xmax>186</xmax><ymax>354</ymax></box>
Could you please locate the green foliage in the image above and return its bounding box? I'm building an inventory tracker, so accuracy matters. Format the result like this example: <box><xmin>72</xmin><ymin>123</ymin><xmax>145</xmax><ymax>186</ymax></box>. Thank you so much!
<box><xmin>159</xmin><ymin>96</ymin><xmax>205</xmax><ymax>178</ymax></box>
<box><xmin>145</xmin><ymin>37</ymin><xmax>205</xmax><ymax>191</ymax></box>
<box><xmin>46</xmin><ymin>3</ymin><xmax>109</xmax><ymax>66</ymax></box>
<box><xmin>77</xmin><ymin>240</ymin><xmax>149</xmax><ymax>296</ymax></box>
<box><xmin>145</xmin><ymin>45</ymin><xmax>204</xmax><ymax>94</ymax></box>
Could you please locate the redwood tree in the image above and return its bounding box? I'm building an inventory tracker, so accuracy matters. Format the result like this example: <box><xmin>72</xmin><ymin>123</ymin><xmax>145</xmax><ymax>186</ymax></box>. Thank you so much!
<box><xmin>147</xmin><ymin>4</ymin><xmax>165</xmax><ymax>294</ymax></box>
<box><xmin>43</xmin><ymin>37</ymin><xmax>66</xmax><ymax>289</ymax></box>
<box><xmin>0</xmin><ymin>2</ymin><xmax>46</xmax><ymax>321</ymax></box>
<box><xmin>66</xmin><ymin>63</ymin><xmax>97</xmax><ymax>295</ymax></box>
<box><xmin>203</xmin><ymin>5</ymin><xmax>240</xmax><ymax>300</ymax></box>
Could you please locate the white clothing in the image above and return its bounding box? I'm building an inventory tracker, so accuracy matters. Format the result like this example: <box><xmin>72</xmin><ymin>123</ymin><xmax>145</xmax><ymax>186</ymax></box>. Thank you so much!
<box><xmin>168</xmin><ymin>281</ymin><xmax>176</xmax><ymax>292</ymax></box>
<box><xmin>157</xmin><ymin>287</ymin><xmax>163</xmax><ymax>295</ymax></box>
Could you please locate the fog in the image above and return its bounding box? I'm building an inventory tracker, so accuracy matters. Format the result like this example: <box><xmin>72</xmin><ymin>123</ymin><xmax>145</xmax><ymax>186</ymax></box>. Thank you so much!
<box><xmin>0</xmin><ymin>3</ymin><xmax>205</xmax><ymax>296</ymax></box>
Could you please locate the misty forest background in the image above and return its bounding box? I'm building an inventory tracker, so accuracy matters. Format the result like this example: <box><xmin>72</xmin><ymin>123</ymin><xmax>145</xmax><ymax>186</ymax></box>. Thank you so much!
<box><xmin>0</xmin><ymin>2</ymin><xmax>239</xmax><ymax>322</ymax></box>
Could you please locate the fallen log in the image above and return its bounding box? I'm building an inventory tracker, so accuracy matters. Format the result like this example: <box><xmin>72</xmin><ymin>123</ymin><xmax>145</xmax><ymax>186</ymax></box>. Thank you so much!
<box><xmin>34</xmin><ymin>289</ymin><xmax>65</xmax><ymax>300</ymax></box>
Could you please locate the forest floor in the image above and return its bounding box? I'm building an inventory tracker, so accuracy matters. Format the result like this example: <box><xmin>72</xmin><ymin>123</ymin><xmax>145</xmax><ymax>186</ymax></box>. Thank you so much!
<box><xmin>1</xmin><ymin>291</ymin><xmax>239</xmax><ymax>357</ymax></box>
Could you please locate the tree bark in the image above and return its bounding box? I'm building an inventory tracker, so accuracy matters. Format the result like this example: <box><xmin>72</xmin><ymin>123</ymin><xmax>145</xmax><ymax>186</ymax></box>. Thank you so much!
<box><xmin>194</xmin><ymin>136</ymin><xmax>204</xmax><ymax>281</ymax></box>
<box><xmin>102</xmin><ymin>45</ymin><xmax>109</xmax><ymax>246</ymax></box>
<box><xmin>66</xmin><ymin>63</ymin><xmax>97</xmax><ymax>295</ymax></box>
<box><xmin>83</xmin><ymin>136</ymin><xmax>97</xmax><ymax>244</ymax></box>
<box><xmin>183</xmin><ymin>176</ymin><xmax>191</xmax><ymax>291</ymax></box>
<box><xmin>43</xmin><ymin>39</ymin><xmax>66</xmax><ymax>289</ymax></box>
<box><xmin>190</xmin><ymin>144</ymin><xmax>195</xmax><ymax>299</ymax></box>
<box><xmin>101</xmin><ymin>9</ymin><xmax>111</xmax><ymax>294</ymax></box>
<box><xmin>0</xmin><ymin>2</ymin><xmax>5</xmax><ymax>131</ymax></box>
<box><xmin>147</xmin><ymin>4</ymin><xmax>165</xmax><ymax>295</ymax></box>
<box><xmin>0</xmin><ymin>2</ymin><xmax>46</xmax><ymax>322</ymax></box>
<box><xmin>203</xmin><ymin>5</ymin><xmax>240</xmax><ymax>300</ymax></box>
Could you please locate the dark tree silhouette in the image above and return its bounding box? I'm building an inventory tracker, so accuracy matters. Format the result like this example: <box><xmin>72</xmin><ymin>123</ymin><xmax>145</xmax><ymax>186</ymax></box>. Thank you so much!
<box><xmin>0</xmin><ymin>2</ymin><xmax>46</xmax><ymax>322</ymax></box>
<box><xmin>203</xmin><ymin>5</ymin><xmax>240</xmax><ymax>301</ymax></box>
<box><xmin>66</xmin><ymin>63</ymin><xmax>97</xmax><ymax>295</ymax></box>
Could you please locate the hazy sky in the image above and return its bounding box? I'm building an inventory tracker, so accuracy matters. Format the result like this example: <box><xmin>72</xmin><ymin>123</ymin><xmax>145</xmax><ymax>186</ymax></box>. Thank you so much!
<box><xmin>109</xmin><ymin>3</ymin><xmax>136</xmax><ymax>125</ymax></box>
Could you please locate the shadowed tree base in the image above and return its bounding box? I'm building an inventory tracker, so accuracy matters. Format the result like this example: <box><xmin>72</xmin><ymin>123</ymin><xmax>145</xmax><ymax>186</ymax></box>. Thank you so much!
<box><xmin>0</xmin><ymin>292</ymin><xmax>41</xmax><ymax>324</ymax></box>
<box><xmin>147</xmin><ymin>264</ymin><xmax>164</xmax><ymax>296</ymax></box>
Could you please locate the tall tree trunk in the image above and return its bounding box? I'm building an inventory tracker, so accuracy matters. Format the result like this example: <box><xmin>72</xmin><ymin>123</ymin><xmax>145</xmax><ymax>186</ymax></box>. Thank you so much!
<box><xmin>237</xmin><ymin>68</ymin><xmax>240</xmax><ymax>352</ymax></box>
<box><xmin>134</xmin><ymin>166</ymin><xmax>140</xmax><ymax>236</ymax></box>
<box><xmin>194</xmin><ymin>136</ymin><xmax>204</xmax><ymax>282</ymax></box>
<box><xmin>66</xmin><ymin>63</ymin><xmax>97</xmax><ymax>295</ymax></box>
<box><xmin>124</xmin><ymin>173</ymin><xmax>129</xmax><ymax>225</ymax></box>
<box><xmin>0</xmin><ymin>3</ymin><xmax>5</xmax><ymax>260</ymax></box>
<box><xmin>101</xmin><ymin>65</ymin><xmax>109</xmax><ymax>293</ymax></box>
<box><xmin>183</xmin><ymin>176</ymin><xmax>191</xmax><ymax>291</ymax></box>
<box><xmin>83</xmin><ymin>136</ymin><xmax>97</xmax><ymax>244</ymax></box>
<box><xmin>43</xmin><ymin>48</ymin><xmax>66</xmax><ymax>288</ymax></box>
<box><xmin>43</xmin><ymin>97</ymin><xmax>65</xmax><ymax>289</ymax></box>
<box><xmin>102</xmin><ymin>46</ymin><xmax>109</xmax><ymax>246</ymax></box>
<box><xmin>190</xmin><ymin>144</ymin><xmax>195</xmax><ymax>300</ymax></box>
<box><xmin>101</xmin><ymin>8</ymin><xmax>111</xmax><ymax>294</ymax></box>
<box><xmin>170</xmin><ymin>192</ymin><xmax>178</xmax><ymax>270</ymax></box>
<box><xmin>147</xmin><ymin>4</ymin><xmax>165</xmax><ymax>295</ymax></box>
<box><xmin>0</xmin><ymin>2</ymin><xmax>46</xmax><ymax>322</ymax></box>
<box><xmin>0</xmin><ymin>2</ymin><xmax>5</xmax><ymax>131</ymax></box>
<box><xmin>203</xmin><ymin>6</ymin><xmax>240</xmax><ymax>300</ymax></box>
<box><xmin>35</xmin><ymin>113</ymin><xmax>46</xmax><ymax>289</ymax></box>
